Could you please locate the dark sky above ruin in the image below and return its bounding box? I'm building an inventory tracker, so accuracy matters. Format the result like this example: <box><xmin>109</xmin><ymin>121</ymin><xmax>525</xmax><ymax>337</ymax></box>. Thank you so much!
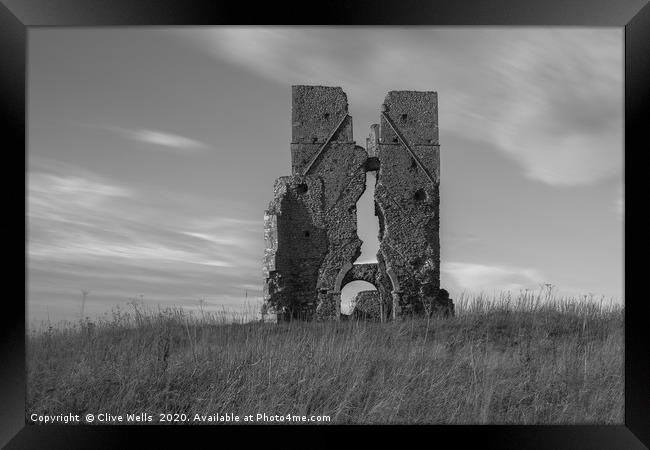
<box><xmin>27</xmin><ymin>27</ymin><xmax>623</xmax><ymax>324</ymax></box>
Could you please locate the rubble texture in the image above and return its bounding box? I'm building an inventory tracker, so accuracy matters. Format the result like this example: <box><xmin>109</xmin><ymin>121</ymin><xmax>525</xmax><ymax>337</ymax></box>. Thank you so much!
<box><xmin>263</xmin><ymin>86</ymin><xmax>454</xmax><ymax>321</ymax></box>
<box><xmin>351</xmin><ymin>290</ymin><xmax>382</xmax><ymax>321</ymax></box>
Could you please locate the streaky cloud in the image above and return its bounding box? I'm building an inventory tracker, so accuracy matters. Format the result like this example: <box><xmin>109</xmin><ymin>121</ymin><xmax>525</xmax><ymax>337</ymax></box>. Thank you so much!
<box><xmin>108</xmin><ymin>125</ymin><xmax>210</xmax><ymax>152</ymax></box>
<box><xmin>442</xmin><ymin>261</ymin><xmax>543</xmax><ymax>293</ymax></box>
<box><xmin>181</xmin><ymin>28</ymin><xmax>622</xmax><ymax>187</ymax></box>
<box><xmin>28</xmin><ymin>161</ymin><xmax>264</xmax><ymax>320</ymax></box>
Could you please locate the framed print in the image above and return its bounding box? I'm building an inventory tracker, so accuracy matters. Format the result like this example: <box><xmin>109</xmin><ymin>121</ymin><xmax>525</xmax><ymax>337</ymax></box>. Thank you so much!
<box><xmin>1</xmin><ymin>0</ymin><xmax>648</xmax><ymax>447</ymax></box>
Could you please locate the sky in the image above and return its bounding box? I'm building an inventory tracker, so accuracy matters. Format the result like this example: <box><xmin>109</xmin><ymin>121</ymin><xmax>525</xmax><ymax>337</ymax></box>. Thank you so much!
<box><xmin>27</xmin><ymin>27</ymin><xmax>624</xmax><ymax>324</ymax></box>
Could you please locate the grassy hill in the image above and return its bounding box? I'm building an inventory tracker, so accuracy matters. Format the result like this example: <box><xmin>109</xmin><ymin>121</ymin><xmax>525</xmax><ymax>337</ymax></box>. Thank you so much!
<box><xmin>27</xmin><ymin>292</ymin><xmax>623</xmax><ymax>424</ymax></box>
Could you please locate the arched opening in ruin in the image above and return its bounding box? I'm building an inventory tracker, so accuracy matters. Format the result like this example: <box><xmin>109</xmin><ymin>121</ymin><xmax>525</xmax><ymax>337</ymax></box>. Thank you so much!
<box><xmin>355</xmin><ymin>171</ymin><xmax>381</xmax><ymax>263</ymax></box>
<box><xmin>340</xmin><ymin>280</ymin><xmax>378</xmax><ymax>316</ymax></box>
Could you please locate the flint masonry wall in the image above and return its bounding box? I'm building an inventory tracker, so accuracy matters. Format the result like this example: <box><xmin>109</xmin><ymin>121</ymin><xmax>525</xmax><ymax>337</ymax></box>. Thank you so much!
<box><xmin>263</xmin><ymin>85</ymin><xmax>453</xmax><ymax>321</ymax></box>
<box><xmin>352</xmin><ymin>290</ymin><xmax>382</xmax><ymax>321</ymax></box>
<box><xmin>375</xmin><ymin>91</ymin><xmax>445</xmax><ymax>317</ymax></box>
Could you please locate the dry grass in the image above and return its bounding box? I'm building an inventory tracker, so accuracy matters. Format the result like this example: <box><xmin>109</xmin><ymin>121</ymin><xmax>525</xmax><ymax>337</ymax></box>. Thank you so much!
<box><xmin>27</xmin><ymin>290</ymin><xmax>623</xmax><ymax>424</ymax></box>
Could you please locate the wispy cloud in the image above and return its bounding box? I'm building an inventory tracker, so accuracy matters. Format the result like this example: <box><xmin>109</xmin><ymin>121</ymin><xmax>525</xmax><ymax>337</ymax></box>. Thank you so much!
<box><xmin>487</xmin><ymin>31</ymin><xmax>622</xmax><ymax>186</ymax></box>
<box><xmin>108</xmin><ymin>126</ymin><xmax>210</xmax><ymax>152</ymax></box>
<box><xmin>28</xmin><ymin>162</ymin><xmax>133</xmax><ymax>224</ymax></box>
<box><xmin>442</xmin><ymin>262</ymin><xmax>543</xmax><ymax>293</ymax></box>
<box><xmin>180</xmin><ymin>28</ymin><xmax>622</xmax><ymax>186</ymax></box>
<box><xmin>28</xmin><ymin>168</ymin><xmax>258</xmax><ymax>268</ymax></box>
<box><xmin>28</xmin><ymin>159</ymin><xmax>263</xmax><ymax>319</ymax></box>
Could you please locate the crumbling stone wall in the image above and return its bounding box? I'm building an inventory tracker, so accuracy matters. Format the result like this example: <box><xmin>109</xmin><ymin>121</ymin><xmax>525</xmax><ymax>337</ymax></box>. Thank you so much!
<box><xmin>263</xmin><ymin>176</ymin><xmax>328</xmax><ymax>320</ymax></box>
<box><xmin>374</xmin><ymin>91</ymin><xmax>448</xmax><ymax>318</ymax></box>
<box><xmin>263</xmin><ymin>85</ymin><xmax>454</xmax><ymax>321</ymax></box>
<box><xmin>352</xmin><ymin>290</ymin><xmax>382</xmax><ymax>321</ymax></box>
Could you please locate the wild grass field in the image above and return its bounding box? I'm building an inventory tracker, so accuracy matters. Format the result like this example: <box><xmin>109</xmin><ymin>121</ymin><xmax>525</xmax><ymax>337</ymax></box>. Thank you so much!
<box><xmin>27</xmin><ymin>290</ymin><xmax>623</xmax><ymax>424</ymax></box>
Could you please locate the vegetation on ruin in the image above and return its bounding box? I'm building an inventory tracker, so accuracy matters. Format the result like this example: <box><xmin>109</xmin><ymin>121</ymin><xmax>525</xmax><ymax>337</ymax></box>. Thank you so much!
<box><xmin>27</xmin><ymin>288</ymin><xmax>623</xmax><ymax>424</ymax></box>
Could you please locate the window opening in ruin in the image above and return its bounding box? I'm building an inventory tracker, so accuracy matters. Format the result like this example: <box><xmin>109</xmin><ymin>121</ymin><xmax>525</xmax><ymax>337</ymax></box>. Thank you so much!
<box><xmin>340</xmin><ymin>280</ymin><xmax>377</xmax><ymax>316</ymax></box>
<box><xmin>355</xmin><ymin>171</ymin><xmax>381</xmax><ymax>264</ymax></box>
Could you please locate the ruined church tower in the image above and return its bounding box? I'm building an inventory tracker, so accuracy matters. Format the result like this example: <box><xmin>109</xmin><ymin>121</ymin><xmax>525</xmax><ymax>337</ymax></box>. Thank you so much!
<box><xmin>263</xmin><ymin>86</ymin><xmax>453</xmax><ymax>321</ymax></box>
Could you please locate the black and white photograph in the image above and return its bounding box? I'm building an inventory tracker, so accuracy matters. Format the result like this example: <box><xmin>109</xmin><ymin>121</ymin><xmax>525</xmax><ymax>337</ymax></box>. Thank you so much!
<box><xmin>25</xmin><ymin>26</ymin><xmax>624</xmax><ymax>424</ymax></box>
<box><xmin>2</xmin><ymin>1</ymin><xmax>648</xmax><ymax>446</ymax></box>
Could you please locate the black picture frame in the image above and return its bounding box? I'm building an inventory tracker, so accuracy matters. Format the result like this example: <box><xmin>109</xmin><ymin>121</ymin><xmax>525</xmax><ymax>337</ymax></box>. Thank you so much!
<box><xmin>1</xmin><ymin>0</ymin><xmax>647</xmax><ymax>447</ymax></box>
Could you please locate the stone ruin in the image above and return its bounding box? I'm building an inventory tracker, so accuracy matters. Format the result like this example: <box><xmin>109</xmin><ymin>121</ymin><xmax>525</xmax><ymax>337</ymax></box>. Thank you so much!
<box><xmin>263</xmin><ymin>85</ymin><xmax>454</xmax><ymax>322</ymax></box>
